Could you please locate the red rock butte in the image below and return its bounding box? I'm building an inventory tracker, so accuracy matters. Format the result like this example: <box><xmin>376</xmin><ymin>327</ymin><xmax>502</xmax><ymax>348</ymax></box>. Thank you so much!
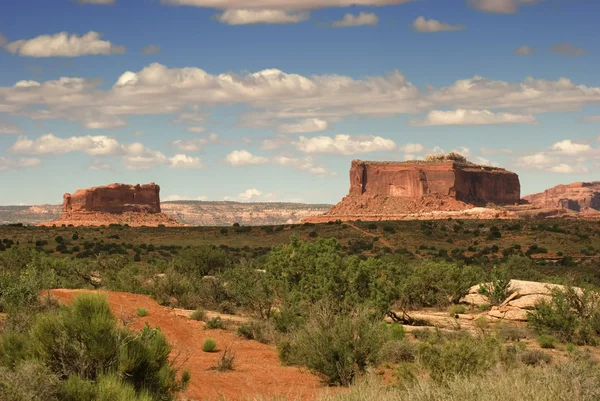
<box><xmin>39</xmin><ymin>183</ymin><xmax>183</xmax><ymax>227</ymax></box>
<box><xmin>306</xmin><ymin>153</ymin><xmax>521</xmax><ymax>223</ymax></box>
<box><xmin>520</xmin><ymin>182</ymin><xmax>600</xmax><ymax>218</ymax></box>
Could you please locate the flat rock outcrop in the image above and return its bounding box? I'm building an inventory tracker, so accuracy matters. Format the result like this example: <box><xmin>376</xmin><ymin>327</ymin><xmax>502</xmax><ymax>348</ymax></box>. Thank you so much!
<box><xmin>523</xmin><ymin>182</ymin><xmax>600</xmax><ymax>214</ymax></box>
<box><xmin>462</xmin><ymin>280</ymin><xmax>582</xmax><ymax>321</ymax></box>
<box><xmin>39</xmin><ymin>183</ymin><xmax>182</xmax><ymax>227</ymax></box>
<box><xmin>306</xmin><ymin>154</ymin><xmax>520</xmax><ymax>222</ymax></box>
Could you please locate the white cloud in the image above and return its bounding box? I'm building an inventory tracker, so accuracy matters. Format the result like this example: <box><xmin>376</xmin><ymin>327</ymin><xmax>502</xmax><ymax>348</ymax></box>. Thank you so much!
<box><xmin>518</xmin><ymin>152</ymin><xmax>556</xmax><ymax>168</ymax></box>
<box><xmin>550</xmin><ymin>163</ymin><xmax>589</xmax><ymax>174</ymax></box>
<box><xmin>171</xmin><ymin>133</ymin><xmax>218</xmax><ymax>152</ymax></box>
<box><xmin>552</xmin><ymin>43</ymin><xmax>585</xmax><ymax>56</ymax></box>
<box><xmin>2</xmin><ymin>63</ymin><xmax>600</xmax><ymax>132</ymax></box>
<box><xmin>141</xmin><ymin>44</ymin><xmax>161</xmax><ymax>55</ymax></box>
<box><xmin>9</xmin><ymin>134</ymin><xmax>121</xmax><ymax>155</ymax></box>
<box><xmin>410</xmin><ymin>109</ymin><xmax>537</xmax><ymax>126</ymax></box>
<box><xmin>277</xmin><ymin>118</ymin><xmax>329</xmax><ymax>134</ymax></box>
<box><xmin>452</xmin><ymin>146</ymin><xmax>471</xmax><ymax>156</ymax></box>
<box><xmin>294</xmin><ymin>134</ymin><xmax>396</xmax><ymax>155</ymax></box>
<box><xmin>161</xmin><ymin>0</ymin><xmax>414</xmax><ymax>10</ymax></box>
<box><xmin>333</xmin><ymin>12</ymin><xmax>378</xmax><ymax>27</ymax></box>
<box><xmin>399</xmin><ymin>143</ymin><xmax>424</xmax><ymax>153</ymax></box>
<box><xmin>412</xmin><ymin>16</ymin><xmax>465</xmax><ymax>33</ymax></box>
<box><xmin>217</xmin><ymin>9</ymin><xmax>308</xmax><ymax>25</ymax></box>
<box><xmin>169</xmin><ymin>154</ymin><xmax>204</xmax><ymax>169</ymax></box>
<box><xmin>165</xmin><ymin>194</ymin><xmax>208</xmax><ymax>201</ymax></box>
<box><xmin>515</xmin><ymin>45</ymin><xmax>535</xmax><ymax>55</ymax></box>
<box><xmin>272</xmin><ymin>155</ymin><xmax>334</xmax><ymax>177</ymax></box>
<box><xmin>0</xmin><ymin>34</ymin><xmax>7</xmax><ymax>47</ymax></box>
<box><xmin>473</xmin><ymin>156</ymin><xmax>499</xmax><ymax>167</ymax></box>
<box><xmin>3</xmin><ymin>31</ymin><xmax>125</xmax><ymax>57</ymax></box>
<box><xmin>238</xmin><ymin>188</ymin><xmax>262</xmax><ymax>200</ymax></box>
<box><xmin>77</xmin><ymin>0</ymin><xmax>116</xmax><ymax>4</ymax></box>
<box><xmin>225</xmin><ymin>150</ymin><xmax>269</xmax><ymax>166</ymax></box>
<box><xmin>9</xmin><ymin>134</ymin><xmax>201</xmax><ymax>171</ymax></box>
<box><xmin>551</xmin><ymin>139</ymin><xmax>591</xmax><ymax>155</ymax></box>
<box><xmin>0</xmin><ymin>157</ymin><xmax>41</xmax><ymax>171</ymax></box>
<box><xmin>468</xmin><ymin>0</ymin><xmax>541</xmax><ymax>14</ymax></box>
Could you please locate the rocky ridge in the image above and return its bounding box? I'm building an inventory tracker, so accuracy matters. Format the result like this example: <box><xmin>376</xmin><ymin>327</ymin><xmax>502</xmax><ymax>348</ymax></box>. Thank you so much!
<box><xmin>522</xmin><ymin>182</ymin><xmax>600</xmax><ymax>218</ymax></box>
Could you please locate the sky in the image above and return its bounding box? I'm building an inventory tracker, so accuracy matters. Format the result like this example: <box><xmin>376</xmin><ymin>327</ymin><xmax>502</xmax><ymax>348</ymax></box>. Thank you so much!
<box><xmin>0</xmin><ymin>0</ymin><xmax>599</xmax><ymax>205</ymax></box>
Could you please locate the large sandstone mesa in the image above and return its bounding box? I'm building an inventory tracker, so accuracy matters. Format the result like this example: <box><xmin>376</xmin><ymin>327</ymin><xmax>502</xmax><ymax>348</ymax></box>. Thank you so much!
<box><xmin>349</xmin><ymin>159</ymin><xmax>520</xmax><ymax>204</ymax></box>
<box><xmin>523</xmin><ymin>182</ymin><xmax>600</xmax><ymax>214</ymax></box>
<box><xmin>63</xmin><ymin>183</ymin><xmax>161</xmax><ymax>214</ymax></box>
<box><xmin>39</xmin><ymin>183</ymin><xmax>182</xmax><ymax>227</ymax></box>
<box><xmin>306</xmin><ymin>154</ymin><xmax>520</xmax><ymax>223</ymax></box>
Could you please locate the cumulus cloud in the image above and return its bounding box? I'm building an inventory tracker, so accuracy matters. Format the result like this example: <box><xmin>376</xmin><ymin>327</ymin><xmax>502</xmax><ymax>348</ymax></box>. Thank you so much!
<box><xmin>412</xmin><ymin>16</ymin><xmax>465</xmax><ymax>32</ymax></box>
<box><xmin>2</xmin><ymin>63</ymin><xmax>600</xmax><ymax>132</ymax></box>
<box><xmin>409</xmin><ymin>109</ymin><xmax>537</xmax><ymax>126</ymax></box>
<box><xmin>225</xmin><ymin>150</ymin><xmax>269</xmax><ymax>166</ymax></box>
<box><xmin>171</xmin><ymin>133</ymin><xmax>218</xmax><ymax>151</ymax></box>
<box><xmin>277</xmin><ymin>118</ymin><xmax>329</xmax><ymax>134</ymax></box>
<box><xmin>0</xmin><ymin>157</ymin><xmax>41</xmax><ymax>171</ymax></box>
<box><xmin>161</xmin><ymin>0</ymin><xmax>414</xmax><ymax>10</ymax></box>
<box><xmin>217</xmin><ymin>9</ymin><xmax>308</xmax><ymax>25</ymax></box>
<box><xmin>333</xmin><ymin>12</ymin><xmax>378</xmax><ymax>27</ymax></box>
<box><xmin>550</xmin><ymin>163</ymin><xmax>589</xmax><ymax>174</ymax></box>
<box><xmin>141</xmin><ymin>44</ymin><xmax>161</xmax><ymax>55</ymax></box>
<box><xmin>518</xmin><ymin>152</ymin><xmax>557</xmax><ymax>168</ymax></box>
<box><xmin>3</xmin><ymin>31</ymin><xmax>125</xmax><ymax>57</ymax></box>
<box><xmin>399</xmin><ymin>143</ymin><xmax>424</xmax><ymax>153</ymax></box>
<box><xmin>9</xmin><ymin>134</ymin><xmax>200</xmax><ymax>170</ymax></box>
<box><xmin>237</xmin><ymin>188</ymin><xmax>262</xmax><ymax>200</ymax></box>
<box><xmin>272</xmin><ymin>155</ymin><xmax>334</xmax><ymax>177</ymax></box>
<box><xmin>468</xmin><ymin>0</ymin><xmax>541</xmax><ymax>14</ymax></box>
<box><xmin>9</xmin><ymin>134</ymin><xmax>121</xmax><ymax>155</ymax></box>
<box><xmin>515</xmin><ymin>45</ymin><xmax>535</xmax><ymax>55</ymax></box>
<box><xmin>473</xmin><ymin>156</ymin><xmax>499</xmax><ymax>167</ymax></box>
<box><xmin>169</xmin><ymin>154</ymin><xmax>204</xmax><ymax>169</ymax></box>
<box><xmin>0</xmin><ymin>34</ymin><xmax>7</xmax><ymax>47</ymax></box>
<box><xmin>294</xmin><ymin>134</ymin><xmax>396</xmax><ymax>155</ymax></box>
<box><xmin>552</xmin><ymin>43</ymin><xmax>585</xmax><ymax>56</ymax></box>
<box><xmin>551</xmin><ymin>139</ymin><xmax>591</xmax><ymax>155</ymax></box>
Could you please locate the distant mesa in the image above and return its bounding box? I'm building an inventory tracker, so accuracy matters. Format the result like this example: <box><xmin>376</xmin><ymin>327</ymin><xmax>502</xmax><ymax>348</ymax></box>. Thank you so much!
<box><xmin>306</xmin><ymin>153</ymin><xmax>521</xmax><ymax>222</ymax></box>
<box><xmin>38</xmin><ymin>183</ymin><xmax>183</xmax><ymax>227</ymax></box>
<box><xmin>519</xmin><ymin>182</ymin><xmax>600</xmax><ymax>219</ymax></box>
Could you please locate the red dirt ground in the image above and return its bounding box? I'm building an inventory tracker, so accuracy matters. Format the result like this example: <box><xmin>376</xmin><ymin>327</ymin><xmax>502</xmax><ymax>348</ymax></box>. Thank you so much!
<box><xmin>49</xmin><ymin>289</ymin><xmax>331</xmax><ymax>401</ymax></box>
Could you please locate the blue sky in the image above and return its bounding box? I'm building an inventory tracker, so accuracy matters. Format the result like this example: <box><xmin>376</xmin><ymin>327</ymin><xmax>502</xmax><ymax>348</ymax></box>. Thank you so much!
<box><xmin>0</xmin><ymin>0</ymin><xmax>599</xmax><ymax>205</ymax></box>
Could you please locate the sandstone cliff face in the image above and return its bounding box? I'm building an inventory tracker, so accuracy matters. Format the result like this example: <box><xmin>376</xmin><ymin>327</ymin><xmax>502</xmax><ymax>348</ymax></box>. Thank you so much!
<box><xmin>39</xmin><ymin>183</ymin><xmax>181</xmax><ymax>227</ymax></box>
<box><xmin>306</xmin><ymin>157</ymin><xmax>520</xmax><ymax>223</ymax></box>
<box><xmin>523</xmin><ymin>182</ymin><xmax>600</xmax><ymax>212</ymax></box>
<box><xmin>348</xmin><ymin>160</ymin><xmax>520</xmax><ymax>205</ymax></box>
<box><xmin>63</xmin><ymin>183</ymin><xmax>161</xmax><ymax>214</ymax></box>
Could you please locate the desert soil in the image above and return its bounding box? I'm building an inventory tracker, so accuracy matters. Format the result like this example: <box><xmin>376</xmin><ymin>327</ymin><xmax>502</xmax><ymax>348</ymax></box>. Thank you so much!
<box><xmin>49</xmin><ymin>289</ymin><xmax>330</xmax><ymax>401</ymax></box>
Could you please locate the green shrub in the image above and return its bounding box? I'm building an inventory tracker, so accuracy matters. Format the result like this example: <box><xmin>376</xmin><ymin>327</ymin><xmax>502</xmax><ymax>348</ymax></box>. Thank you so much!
<box><xmin>205</xmin><ymin>317</ymin><xmax>225</xmax><ymax>330</ymax></box>
<box><xmin>236</xmin><ymin>320</ymin><xmax>273</xmax><ymax>344</ymax></box>
<box><xmin>378</xmin><ymin>340</ymin><xmax>416</xmax><ymax>364</ymax></box>
<box><xmin>0</xmin><ymin>294</ymin><xmax>188</xmax><ymax>401</ymax></box>
<box><xmin>498</xmin><ymin>324</ymin><xmax>528</xmax><ymax>342</ymax></box>
<box><xmin>190</xmin><ymin>309</ymin><xmax>206</xmax><ymax>321</ymax></box>
<box><xmin>136</xmin><ymin>308</ymin><xmax>148</xmax><ymax>317</ymax></box>
<box><xmin>537</xmin><ymin>334</ymin><xmax>556</xmax><ymax>349</ymax></box>
<box><xmin>202</xmin><ymin>338</ymin><xmax>217</xmax><ymax>352</ymax></box>
<box><xmin>416</xmin><ymin>332</ymin><xmax>504</xmax><ymax>382</ymax></box>
<box><xmin>478</xmin><ymin>268</ymin><xmax>512</xmax><ymax>306</ymax></box>
<box><xmin>519</xmin><ymin>349</ymin><xmax>552</xmax><ymax>366</ymax></box>
<box><xmin>283</xmin><ymin>305</ymin><xmax>387</xmax><ymax>385</ymax></box>
<box><xmin>449</xmin><ymin>304</ymin><xmax>467</xmax><ymax>317</ymax></box>
<box><xmin>528</xmin><ymin>286</ymin><xmax>600</xmax><ymax>345</ymax></box>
